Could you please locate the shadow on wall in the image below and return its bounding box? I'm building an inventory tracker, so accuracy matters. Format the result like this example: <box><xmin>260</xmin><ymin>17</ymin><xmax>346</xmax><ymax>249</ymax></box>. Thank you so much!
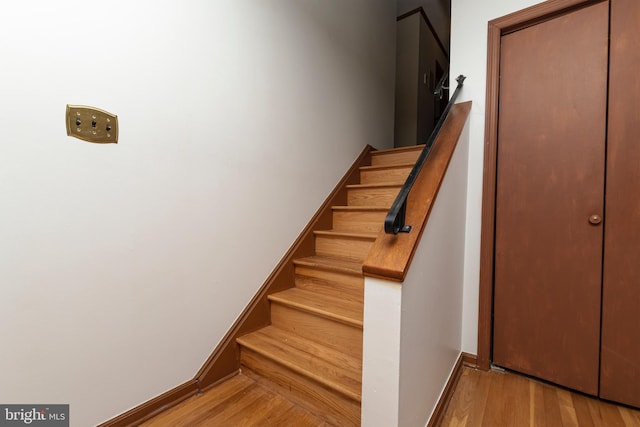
<box><xmin>394</xmin><ymin>6</ymin><xmax>450</xmax><ymax>148</ymax></box>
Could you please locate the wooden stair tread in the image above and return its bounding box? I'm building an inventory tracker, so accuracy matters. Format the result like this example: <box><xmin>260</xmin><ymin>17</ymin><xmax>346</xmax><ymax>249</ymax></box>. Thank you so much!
<box><xmin>331</xmin><ymin>206</ymin><xmax>388</xmax><ymax>212</ymax></box>
<box><xmin>237</xmin><ymin>326</ymin><xmax>362</xmax><ymax>402</ymax></box>
<box><xmin>346</xmin><ymin>183</ymin><xmax>402</xmax><ymax>189</ymax></box>
<box><xmin>330</xmin><ymin>207</ymin><xmax>388</xmax><ymax>233</ymax></box>
<box><xmin>313</xmin><ymin>230</ymin><xmax>376</xmax><ymax>262</ymax></box>
<box><xmin>359</xmin><ymin>162</ymin><xmax>415</xmax><ymax>171</ymax></box>
<box><xmin>371</xmin><ymin>144</ymin><xmax>425</xmax><ymax>155</ymax></box>
<box><xmin>370</xmin><ymin>145</ymin><xmax>425</xmax><ymax>167</ymax></box>
<box><xmin>269</xmin><ymin>287</ymin><xmax>363</xmax><ymax>327</ymax></box>
<box><xmin>293</xmin><ymin>255</ymin><xmax>363</xmax><ymax>276</ymax></box>
<box><xmin>313</xmin><ymin>230</ymin><xmax>378</xmax><ymax>239</ymax></box>
<box><xmin>294</xmin><ymin>273</ymin><xmax>363</xmax><ymax>303</ymax></box>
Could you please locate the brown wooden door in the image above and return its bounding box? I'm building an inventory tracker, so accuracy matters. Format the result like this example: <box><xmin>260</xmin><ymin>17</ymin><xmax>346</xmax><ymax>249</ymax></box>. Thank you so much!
<box><xmin>493</xmin><ymin>2</ymin><xmax>609</xmax><ymax>396</ymax></box>
<box><xmin>600</xmin><ymin>0</ymin><xmax>640</xmax><ymax>408</ymax></box>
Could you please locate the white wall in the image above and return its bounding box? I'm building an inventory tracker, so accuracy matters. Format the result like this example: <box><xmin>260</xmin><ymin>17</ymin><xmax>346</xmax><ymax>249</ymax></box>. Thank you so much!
<box><xmin>449</xmin><ymin>0</ymin><xmax>544</xmax><ymax>354</ymax></box>
<box><xmin>0</xmin><ymin>1</ymin><xmax>396</xmax><ymax>425</ymax></box>
<box><xmin>361</xmin><ymin>113</ymin><xmax>470</xmax><ymax>426</ymax></box>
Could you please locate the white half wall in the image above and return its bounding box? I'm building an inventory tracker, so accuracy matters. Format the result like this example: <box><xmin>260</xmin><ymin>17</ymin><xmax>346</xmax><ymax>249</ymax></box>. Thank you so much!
<box><xmin>0</xmin><ymin>1</ymin><xmax>396</xmax><ymax>425</ymax></box>
<box><xmin>361</xmin><ymin>112</ymin><xmax>470</xmax><ymax>426</ymax></box>
<box><xmin>361</xmin><ymin>278</ymin><xmax>403</xmax><ymax>427</ymax></box>
<box><xmin>450</xmin><ymin>0</ymin><xmax>546</xmax><ymax>355</ymax></box>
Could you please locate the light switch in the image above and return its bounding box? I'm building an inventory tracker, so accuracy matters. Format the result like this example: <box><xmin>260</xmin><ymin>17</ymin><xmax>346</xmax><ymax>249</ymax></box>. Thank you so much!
<box><xmin>66</xmin><ymin>105</ymin><xmax>118</xmax><ymax>144</ymax></box>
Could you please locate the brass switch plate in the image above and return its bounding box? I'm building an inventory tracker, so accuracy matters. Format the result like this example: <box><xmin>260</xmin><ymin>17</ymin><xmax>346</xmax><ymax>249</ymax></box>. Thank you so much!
<box><xmin>66</xmin><ymin>105</ymin><xmax>118</xmax><ymax>144</ymax></box>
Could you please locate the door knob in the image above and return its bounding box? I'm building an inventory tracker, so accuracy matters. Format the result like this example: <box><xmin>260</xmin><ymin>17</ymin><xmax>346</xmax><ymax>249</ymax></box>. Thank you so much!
<box><xmin>589</xmin><ymin>214</ymin><xmax>602</xmax><ymax>225</ymax></box>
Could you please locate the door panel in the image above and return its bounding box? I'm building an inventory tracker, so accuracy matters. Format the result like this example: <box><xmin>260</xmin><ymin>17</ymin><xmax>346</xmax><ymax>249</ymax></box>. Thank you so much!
<box><xmin>601</xmin><ymin>0</ymin><xmax>640</xmax><ymax>408</ymax></box>
<box><xmin>493</xmin><ymin>2</ymin><xmax>609</xmax><ymax>395</ymax></box>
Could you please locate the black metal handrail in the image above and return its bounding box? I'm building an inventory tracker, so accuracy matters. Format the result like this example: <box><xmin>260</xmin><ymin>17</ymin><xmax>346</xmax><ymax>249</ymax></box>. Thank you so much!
<box><xmin>384</xmin><ymin>74</ymin><xmax>466</xmax><ymax>234</ymax></box>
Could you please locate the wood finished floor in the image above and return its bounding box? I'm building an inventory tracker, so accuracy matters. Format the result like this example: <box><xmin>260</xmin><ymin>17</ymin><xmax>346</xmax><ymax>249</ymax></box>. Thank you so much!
<box><xmin>139</xmin><ymin>373</ymin><xmax>329</xmax><ymax>427</ymax></box>
<box><xmin>140</xmin><ymin>366</ymin><xmax>640</xmax><ymax>426</ymax></box>
<box><xmin>440</xmin><ymin>367</ymin><xmax>640</xmax><ymax>427</ymax></box>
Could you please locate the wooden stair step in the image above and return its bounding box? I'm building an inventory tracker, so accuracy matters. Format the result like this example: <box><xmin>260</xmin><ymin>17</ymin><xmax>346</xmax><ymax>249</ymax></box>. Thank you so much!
<box><xmin>313</xmin><ymin>230</ymin><xmax>377</xmax><ymax>262</ymax></box>
<box><xmin>295</xmin><ymin>270</ymin><xmax>364</xmax><ymax>303</ymax></box>
<box><xmin>237</xmin><ymin>326</ymin><xmax>362</xmax><ymax>402</ymax></box>
<box><xmin>237</xmin><ymin>326</ymin><xmax>361</xmax><ymax>427</ymax></box>
<box><xmin>331</xmin><ymin>206</ymin><xmax>388</xmax><ymax>233</ymax></box>
<box><xmin>370</xmin><ymin>144</ymin><xmax>425</xmax><ymax>166</ymax></box>
<box><xmin>370</xmin><ymin>144</ymin><xmax>425</xmax><ymax>155</ymax></box>
<box><xmin>359</xmin><ymin>162</ymin><xmax>414</xmax><ymax>185</ymax></box>
<box><xmin>346</xmin><ymin>183</ymin><xmax>403</xmax><ymax>207</ymax></box>
<box><xmin>293</xmin><ymin>255</ymin><xmax>363</xmax><ymax>276</ymax></box>
<box><xmin>269</xmin><ymin>287</ymin><xmax>363</xmax><ymax>357</ymax></box>
<box><xmin>269</xmin><ymin>287</ymin><xmax>363</xmax><ymax>327</ymax></box>
<box><xmin>293</xmin><ymin>255</ymin><xmax>364</xmax><ymax>302</ymax></box>
<box><xmin>346</xmin><ymin>183</ymin><xmax>404</xmax><ymax>189</ymax></box>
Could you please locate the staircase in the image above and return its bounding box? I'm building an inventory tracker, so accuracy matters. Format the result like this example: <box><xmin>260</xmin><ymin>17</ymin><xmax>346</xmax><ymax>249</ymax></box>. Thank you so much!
<box><xmin>235</xmin><ymin>145</ymin><xmax>423</xmax><ymax>426</ymax></box>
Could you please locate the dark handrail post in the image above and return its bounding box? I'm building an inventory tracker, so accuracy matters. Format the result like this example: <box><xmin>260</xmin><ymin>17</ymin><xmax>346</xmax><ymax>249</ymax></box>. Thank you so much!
<box><xmin>398</xmin><ymin>201</ymin><xmax>411</xmax><ymax>233</ymax></box>
<box><xmin>384</xmin><ymin>74</ymin><xmax>466</xmax><ymax>235</ymax></box>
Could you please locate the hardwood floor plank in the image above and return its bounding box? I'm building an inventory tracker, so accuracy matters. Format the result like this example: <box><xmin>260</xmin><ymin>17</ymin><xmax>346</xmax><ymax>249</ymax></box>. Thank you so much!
<box><xmin>204</xmin><ymin>384</ymin><xmax>314</xmax><ymax>427</ymax></box>
<box><xmin>140</xmin><ymin>374</ymin><xmax>328</xmax><ymax>426</ymax></box>
<box><xmin>541</xmin><ymin>381</ymin><xmax>563</xmax><ymax>427</ymax></box>
<box><xmin>529</xmin><ymin>381</ymin><xmax>535</xmax><ymax>427</ymax></box>
<box><xmin>530</xmin><ymin>380</ymin><xmax>549</xmax><ymax>427</ymax></box>
<box><xmin>556</xmin><ymin>388</ymin><xmax>579</xmax><ymax>426</ymax></box>
<box><xmin>440</xmin><ymin>368</ymin><xmax>640</xmax><ymax>427</ymax></box>
<box><xmin>203</xmin><ymin>383</ymin><xmax>272</xmax><ymax>426</ymax></box>
<box><xmin>185</xmin><ymin>384</ymin><xmax>263</xmax><ymax>426</ymax></box>
<box><xmin>464</xmin><ymin>369</ymin><xmax>492</xmax><ymax>426</ymax></box>
<box><xmin>441</xmin><ymin>369</ymin><xmax>480</xmax><ymax>426</ymax></box>
<box><xmin>586</xmin><ymin>397</ymin><xmax>627</xmax><ymax>427</ymax></box>
<box><xmin>264</xmin><ymin>404</ymin><xmax>331</xmax><ymax>427</ymax></box>
<box><xmin>571</xmin><ymin>392</ymin><xmax>596</xmax><ymax>427</ymax></box>
<box><xmin>140</xmin><ymin>375</ymin><xmax>254</xmax><ymax>426</ymax></box>
<box><xmin>620</xmin><ymin>406</ymin><xmax>640</xmax><ymax>426</ymax></box>
<box><xmin>227</xmin><ymin>394</ymin><xmax>297</xmax><ymax>427</ymax></box>
<box><xmin>482</xmin><ymin>370</ymin><xmax>506</xmax><ymax>427</ymax></box>
<box><xmin>503</xmin><ymin>370</ymin><xmax>530</xmax><ymax>426</ymax></box>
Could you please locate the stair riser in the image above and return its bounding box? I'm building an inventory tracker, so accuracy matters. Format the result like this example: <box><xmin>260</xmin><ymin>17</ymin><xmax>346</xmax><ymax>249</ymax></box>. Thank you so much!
<box><xmin>314</xmin><ymin>235</ymin><xmax>374</xmax><ymax>262</ymax></box>
<box><xmin>347</xmin><ymin>187</ymin><xmax>400</xmax><ymax>207</ymax></box>
<box><xmin>241</xmin><ymin>357</ymin><xmax>360</xmax><ymax>427</ymax></box>
<box><xmin>359</xmin><ymin>166</ymin><xmax>412</xmax><ymax>185</ymax></box>
<box><xmin>371</xmin><ymin>149</ymin><xmax>421</xmax><ymax>166</ymax></box>
<box><xmin>270</xmin><ymin>303</ymin><xmax>363</xmax><ymax>359</ymax></box>
<box><xmin>294</xmin><ymin>268</ymin><xmax>363</xmax><ymax>302</ymax></box>
<box><xmin>332</xmin><ymin>209</ymin><xmax>386</xmax><ymax>233</ymax></box>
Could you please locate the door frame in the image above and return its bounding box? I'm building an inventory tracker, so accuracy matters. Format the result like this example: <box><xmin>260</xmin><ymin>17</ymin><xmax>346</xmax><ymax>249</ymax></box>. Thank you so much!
<box><xmin>477</xmin><ymin>0</ymin><xmax>608</xmax><ymax>371</ymax></box>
